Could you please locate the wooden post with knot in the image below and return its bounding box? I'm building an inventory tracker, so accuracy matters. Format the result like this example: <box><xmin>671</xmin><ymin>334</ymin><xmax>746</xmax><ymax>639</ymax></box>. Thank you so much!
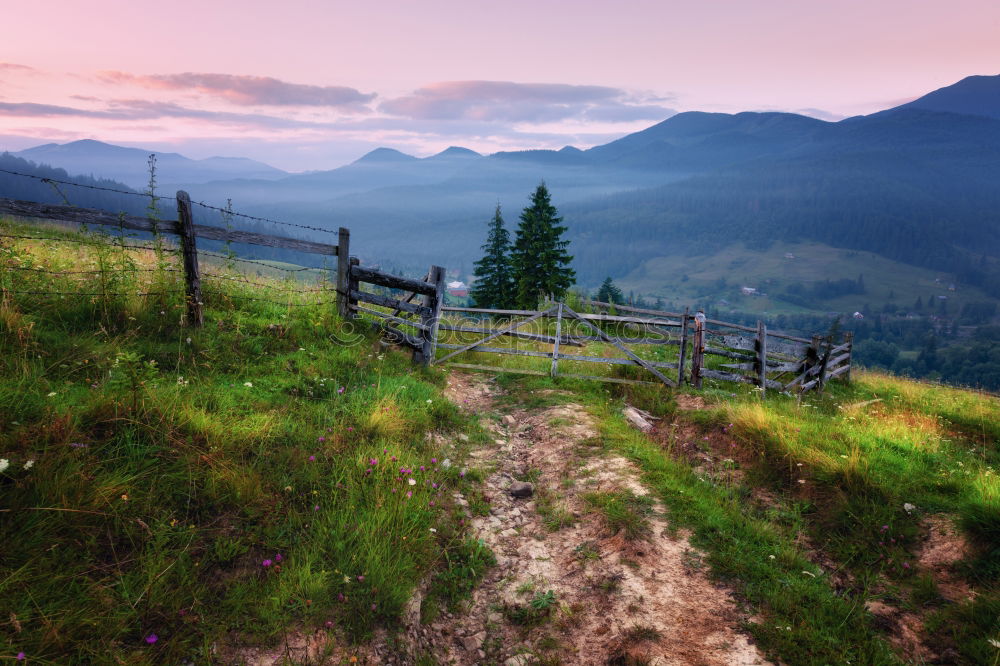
<box><xmin>175</xmin><ymin>191</ymin><xmax>202</xmax><ymax>327</ymax></box>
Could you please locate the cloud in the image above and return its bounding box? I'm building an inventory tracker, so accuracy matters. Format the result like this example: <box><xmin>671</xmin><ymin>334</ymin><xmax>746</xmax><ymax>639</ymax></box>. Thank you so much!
<box><xmin>380</xmin><ymin>81</ymin><xmax>674</xmax><ymax>123</ymax></box>
<box><xmin>100</xmin><ymin>71</ymin><xmax>375</xmax><ymax>110</ymax></box>
<box><xmin>793</xmin><ymin>107</ymin><xmax>845</xmax><ymax>122</ymax></box>
<box><xmin>0</xmin><ymin>62</ymin><xmax>36</xmax><ymax>72</ymax></box>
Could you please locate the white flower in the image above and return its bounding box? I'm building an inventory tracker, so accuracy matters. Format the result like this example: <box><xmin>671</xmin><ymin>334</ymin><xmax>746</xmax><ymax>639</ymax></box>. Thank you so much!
<box><xmin>441</xmin><ymin>458</ymin><xmax>452</xmax><ymax>468</ymax></box>
<box><xmin>244</xmin><ymin>382</ymin><xmax>253</xmax><ymax>387</ymax></box>
<box><xmin>47</xmin><ymin>392</ymin><xmax>57</xmax><ymax>397</ymax></box>
<box><xmin>186</xmin><ymin>337</ymin><xmax>192</xmax><ymax>344</ymax></box>
<box><xmin>429</xmin><ymin>528</ymin><xmax>437</xmax><ymax>533</ymax></box>
<box><xmin>23</xmin><ymin>459</ymin><xmax>34</xmax><ymax>470</ymax></box>
<box><xmin>408</xmin><ymin>478</ymin><xmax>416</xmax><ymax>486</ymax></box>
<box><xmin>988</xmin><ymin>638</ymin><xmax>1000</xmax><ymax>649</ymax></box>
<box><xmin>426</xmin><ymin>399</ymin><xmax>433</xmax><ymax>404</ymax></box>
<box><xmin>0</xmin><ymin>459</ymin><xmax>8</xmax><ymax>473</ymax></box>
<box><xmin>903</xmin><ymin>502</ymin><xmax>916</xmax><ymax>514</ymax></box>
<box><xmin>768</xmin><ymin>555</ymin><xmax>776</xmax><ymax>560</ymax></box>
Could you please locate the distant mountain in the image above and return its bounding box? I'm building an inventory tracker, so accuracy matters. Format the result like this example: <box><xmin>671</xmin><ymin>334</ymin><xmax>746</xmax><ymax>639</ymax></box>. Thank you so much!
<box><xmin>353</xmin><ymin>147</ymin><xmax>419</xmax><ymax>164</ymax></box>
<box><xmin>14</xmin><ymin>139</ymin><xmax>287</xmax><ymax>189</ymax></box>
<box><xmin>884</xmin><ymin>74</ymin><xmax>1000</xmax><ymax>120</ymax></box>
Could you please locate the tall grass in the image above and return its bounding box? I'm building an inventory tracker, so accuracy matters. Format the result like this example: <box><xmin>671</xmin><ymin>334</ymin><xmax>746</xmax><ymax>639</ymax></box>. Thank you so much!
<box><xmin>0</xmin><ymin>219</ymin><xmax>489</xmax><ymax>663</ymax></box>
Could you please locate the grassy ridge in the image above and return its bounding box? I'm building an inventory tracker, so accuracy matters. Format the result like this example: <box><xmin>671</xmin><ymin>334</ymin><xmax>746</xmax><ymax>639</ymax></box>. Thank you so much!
<box><xmin>0</xmin><ymin>220</ymin><xmax>489</xmax><ymax>663</ymax></box>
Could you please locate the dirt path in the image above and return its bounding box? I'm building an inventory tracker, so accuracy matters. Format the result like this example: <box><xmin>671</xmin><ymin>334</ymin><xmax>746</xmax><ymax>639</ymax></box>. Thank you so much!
<box><xmin>230</xmin><ymin>373</ymin><xmax>771</xmax><ymax>665</ymax></box>
<box><xmin>396</xmin><ymin>372</ymin><xmax>770</xmax><ymax>666</ymax></box>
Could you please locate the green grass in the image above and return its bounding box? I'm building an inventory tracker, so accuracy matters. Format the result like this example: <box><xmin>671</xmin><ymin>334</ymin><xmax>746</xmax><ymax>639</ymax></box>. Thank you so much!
<box><xmin>489</xmin><ymin>365</ymin><xmax>999</xmax><ymax>664</ymax></box>
<box><xmin>0</xmin><ymin>219</ymin><xmax>492</xmax><ymax>663</ymax></box>
<box><xmin>582</xmin><ymin>489</ymin><xmax>655</xmax><ymax>540</ymax></box>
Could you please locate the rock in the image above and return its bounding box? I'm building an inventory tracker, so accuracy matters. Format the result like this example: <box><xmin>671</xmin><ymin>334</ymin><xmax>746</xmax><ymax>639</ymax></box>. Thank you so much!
<box><xmin>458</xmin><ymin>433</ymin><xmax>470</xmax><ymax>441</ymax></box>
<box><xmin>623</xmin><ymin>405</ymin><xmax>655</xmax><ymax>432</ymax></box>
<box><xmin>500</xmin><ymin>528</ymin><xmax>518</xmax><ymax>539</ymax></box>
<box><xmin>505</xmin><ymin>655</ymin><xmax>535</xmax><ymax>666</ymax></box>
<box><xmin>495</xmin><ymin>439</ymin><xmax>506</xmax><ymax>446</ymax></box>
<box><xmin>503</xmin><ymin>415</ymin><xmax>516</xmax><ymax>426</ymax></box>
<box><xmin>509</xmin><ymin>481</ymin><xmax>534</xmax><ymax>498</ymax></box>
<box><xmin>462</xmin><ymin>631</ymin><xmax>486</xmax><ymax>651</ymax></box>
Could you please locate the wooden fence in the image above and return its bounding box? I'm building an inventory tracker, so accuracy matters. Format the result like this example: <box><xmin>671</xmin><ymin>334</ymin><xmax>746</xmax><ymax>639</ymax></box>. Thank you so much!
<box><xmin>1</xmin><ymin>193</ymin><xmax>851</xmax><ymax>394</ymax></box>
<box><xmin>427</xmin><ymin>299</ymin><xmax>852</xmax><ymax>395</ymax></box>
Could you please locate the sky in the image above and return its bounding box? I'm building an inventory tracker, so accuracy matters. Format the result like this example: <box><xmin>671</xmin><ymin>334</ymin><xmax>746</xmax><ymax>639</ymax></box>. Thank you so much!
<box><xmin>1</xmin><ymin>0</ymin><xmax>998</xmax><ymax>171</ymax></box>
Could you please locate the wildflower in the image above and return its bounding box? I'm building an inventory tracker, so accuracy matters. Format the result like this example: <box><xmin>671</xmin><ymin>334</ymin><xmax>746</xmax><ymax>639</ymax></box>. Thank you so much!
<box><xmin>318</xmin><ymin>436</ymin><xmax>325</xmax><ymax>442</ymax></box>
<box><xmin>369</xmin><ymin>458</ymin><xmax>378</xmax><ymax>466</ymax></box>
<box><xmin>988</xmin><ymin>638</ymin><xmax>1000</xmax><ymax>649</ymax></box>
<box><xmin>442</xmin><ymin>458</ymin><xmax>451</xmax><ymax>468</ymax></box>
<box><xmin>903</xmin><ymin>502</ymin><xmax>916</xmax><ymax>514</ymax></box>
<box><xmin>426</xmin><ymin>399</ymin><xmax>432</xmax><ymax>404</ymax></box>
<box><xmin>244</xmin><ymin>382</ymin><xmax>253</xmax><ymax>388</ymax></box>
<box><xmin>275</xmin><ymin>554</ymin><xmax>283</xmax><ymax>562</ymax></box>
<box><xmin>314</xmin><ymin>505</ymin><xmax>320</xmax><ymax>511</ymax></box>
<box><xmin>338</xmin><ymin>593</ymin><xmax>346</xmax><ymax>602</ymax></box>
<box><xmin>406</xmin><ymin>491</ymin><xmax>412</xmax><ymax>498</ymax></box>
<box><xmin>0</xmin><ymin>459</ymin><xmax>9</xmax><ymax>473</ymax></box>
<box><xmin>347</xmin><ymin>427</ymin><xmax>354</xmax><ymax>431</ymax></box>
<box><xmin>880</xmin><ymin>524</ymin><xmax>889</xmax><ymax>531</ymax></box>
<box><xmin>408</xmin><ymin>478</ymin><xmax>416</xmax><ymax>486</ymax></box>
<box><xmin>797</xmin><ymin>479</ymin><xmax>805</xmax><ymax>484</ymax></box>
<box><xmin>371</xmin><ymin>603</ymin><xmax>377</xmax><ymax>611</ymax></box>
<box><xmin>121</xmin><ymin>494</ymin><xmax>129</xmax><ymax>501</ymax></box>
<box><xmin>308</xmin><ymin>455</ymin><xmax>316</xmax><ymax>462</ymax></box>
<box><xmin>768</xmin><ymin>555</ymin><xmax>776</xmax><ymax>560</ymax></box>
<box><xmin>338</xmin><ymin>387</ymin><xmax>345</xmax><ymax>394</ymax></box>
<box><xmin>902</xmin><ymin>562</ymin><xmax>910</xmax><ymax>569</ymax></box>
<box><xmin>357</xmin><ymin>575</ymin><xmax>364</xmax><ymax>581</ymax></box>
<box><xmin>47</xmin><ymin>391</ymin><xmax>57</xmax><ymax>397</ymax></box>
<box><xmin>23</xmin><ymin>459</ymin><xmax>34</xmax><ymax>470</ymax></box>
<box><xmin>431</xmin><ymin>458</ymin><xmax>437</xmax><ymax>464</ymax></box>
<box><xmin>145</xmin><ymin>633</ymin><xmax>158</xmax><ymax>644</ymax></box>
<box><xmin>262</xmin><ymin>559</ymin><xmax>272</xmax><ymax>567</ymax></box>
<box><xmin>429</xmin><ymin>528</ymin><xmax>437</xmax><ymax>533</ymax></box>
<box><xmin>420</xmin><ymin>465</ymin><xmax>426</xmax><ymax>471</ymax></box>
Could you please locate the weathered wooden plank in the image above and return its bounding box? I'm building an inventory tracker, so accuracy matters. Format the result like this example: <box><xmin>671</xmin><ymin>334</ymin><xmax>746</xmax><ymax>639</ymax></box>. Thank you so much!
<box><xmin>352</xmin><ymin>266</ymin><xmax>436</xmax><ymax>296</ymax></box>
<box><xmin>375</xmin><ymin>323</ymin><xmax>422</xmax><ymax>348</ymax></box>
<box><xmin>569</xmin><ymin>334</ymin><xmax>678</xmax><ymax>345</ymax></box>
<box><xmin>766</xmin><ymin>331</ymin><xmax>814</xmax><ymax>344</ymax></box>
<box><xmin>705</xmin><ymin>318</ymin><xmax>757</xmax><ymax>333</ymax></box>
<box><xmin>576</xmin><ymin>312</ymin><xmax>681</xmax><ymax>327</ymax></box>
<box><xmin>557</xmin><ymin>353</ymin><xmax>678</xmax><ymax>370</ymax></box>
<box><xmin>557</xmin><ymin>372</ymin><xmax>660</xmax><ymax>387</ymax></box>
<box><xmin>445</xmin><ymin>363</ymin><xmax>549</xmax><ymax>377</ymax></box>
<box><xmin>355</xmin><ymin>305</ymin><xmax>430</xmax><ymax>331</ymax></box>
<box><xmin>436</xmin><ymin>344</ymin><xmax>552</xmax><ymax>359</ymax></box>
<box><xmin>440</xmin><ymin>306</ymin><xmax>543</xmax><ymax>316</ymax></box>
<box><xmin>421</xmin><ymin>265</ymin><xmax>446</xmax><ymax>365</ymax></box>
<box><xmin>392</xmin><ymin>269</ymin><xmax>429</xmax><ymax>317</ymax></box>
<box><xmin>582</xmin><ymin>299</ymin><xmax>685</xmax><ymax>318</ymax></box>
<box><xmin>678</xmin><ymin>307</ymin><xmax>690</xmax><ymax>386</ymax></box>
<box><xmin>0</xmin><ymin>197</ymin><xmax>170</xmax><ymax>235</ymax></box>
<box><xmin>828</xmin><ymin>364</ymin><xmax>851</xmax><ymax>379</ymax></box>
<box><xmin>722</xmin><ymin>360</ymin><xmax>802</xmax><ymax>373</ymax></box>
<box><xmin>800</xmin><ymin>377</ymin><xmax>820</xmax><ymax>392</ymax></box>
<box><xmin>704</xmin><ymin>346</ymin><xmax>755</xmax><ymax>362</ymax></box>
<box><xmin>712</xmin><ymin>334</ymin><xmax>756</xmax><ymax>351</ymax></box>
<box><xmin>433</xmin><ymin>308</ymin><xmax>554</xmax><ymax>365</ymax></box>
<box><xmin>757</xmin><ymin>321</ymin><xmax>768</xmax><ymax>396</ymax></box>
<box><xmin>563</xmin><ymin>306</ymin><xmax>677</xmax><ymax>388</ymax></box>
<box><xmin>192</xmin><ymin>224</ymin><xmax>338</xmax><ymax>255</ymax></box>
<box><xmin>827</xmin><ymin>352</ymin><xmax>851</xmax><ymax>369</ymax></box>
<box><xmin>336</xmin><ymin>228</ymin><xmax>351</xmax><ymax>319</ymax></box>
<box><xmin>829</xmin><ymin>342</ymin><xmax>851</xmax><ymax>356</ymax></box>
<box><xmin>438</xmin><ymin>324</ymin><xmax>583</xmax><ymax>346</ymax></box>
<box><xmin>767</xmin><ymin>340</ymin><xmax>811</xmax><ymax>357</ymax></box>
<box><xmin>352</xmin><ymin>289</ymin><xmax>430</xmax><ymax>317</ymax></box>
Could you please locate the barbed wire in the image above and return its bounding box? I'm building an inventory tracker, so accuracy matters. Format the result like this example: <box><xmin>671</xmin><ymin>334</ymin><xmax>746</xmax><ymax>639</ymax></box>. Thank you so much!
<box><xmin>0</xmin><ymin>231</ymin><xmax>162</xmax><ymax>253</ymax></box>
<box><xmin>194</xmin><ymin>248</ymin><xmax>325</xmax><ymax>272</ymax></box>
<box><xmin>0</xmin><ymin>167</ymin><xmax>159</xmax><ymax>200</ymax></box>
<box><xmin>201</xmin><ymin>291</ymin><xmax>336</xmax><ymax>308</ymax></box>
<box><xmin>189</xmin><ymin>199</ymin><xmax>336</xmax><ymax>236</ymax></box>
<box><xmin>4</xmin><ymin>289</ymin><xmax>185</xmax><ymax>297</ymax></box>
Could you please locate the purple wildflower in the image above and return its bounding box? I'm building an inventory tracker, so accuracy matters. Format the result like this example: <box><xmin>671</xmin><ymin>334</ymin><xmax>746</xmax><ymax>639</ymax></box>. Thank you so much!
<box><xmin>357</xmin><ymin>575</ymin><xmax>364</xmax><ymax>581</ymax></box>
<box><xmin>314</xmin><ymin>505</ymin><xmax>320</xmax><ymax>511</ymax></box>
<box><xmin>369</xmin><ymin>458</ymin><xmax>378</xmax><ymax>466</ymax></box>
<box><xmin>275</xmin><ymin>554</ymin><xmax>283</xmax><ymax>562</ymax></box>
<box><xmin>406</xmin><ymin>491</ymin><xmax>412</xmax><ymax>498</ymax></box>
<box><xmin>145</xmin><ymin>634</ymin><xmax>158</xmax><ymax>644</ymax></box>
<box><xmin>16</xmin><ymin>653</ymin><xmax>25</xmax><ymax>661</ymax></box>
<box><xmin>318</xmin><ymin>437</ymin><xmax>325</xmax><ymax>442</ymax></box>
<box><xmin>309</xmin><ymin>455</ymin><xmax>316</xmax><ymax>462</ymax></box>
<box><xmin>431</xmin><ymin>458</ymin><xmax>437</xmax><ymax>464</ymax></box>
<box><xmin>262</xmin><ymin>559</ymin><xmax>272</xmax><ymax>567</ymax></box>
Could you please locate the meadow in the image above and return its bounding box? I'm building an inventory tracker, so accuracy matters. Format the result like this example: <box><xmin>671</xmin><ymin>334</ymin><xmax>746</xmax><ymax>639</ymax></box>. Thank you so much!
<box><xmin>2</xmin><ymin>218</ymin><xmax>997</xmax><ymax>664</ymax></box>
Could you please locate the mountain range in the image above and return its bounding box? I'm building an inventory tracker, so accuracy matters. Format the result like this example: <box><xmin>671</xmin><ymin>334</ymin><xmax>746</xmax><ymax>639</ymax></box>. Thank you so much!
<box><xmin>4</xmin><ymin>74</ymin><xmax>1000</xmax><ymax>313</ymax></box>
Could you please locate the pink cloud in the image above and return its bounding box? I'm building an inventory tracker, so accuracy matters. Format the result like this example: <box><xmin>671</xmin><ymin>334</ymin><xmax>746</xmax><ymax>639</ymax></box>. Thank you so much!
<box><xmin>380</xmin><ymin>80</ymin><xmax>674</xmax><ymax>123</ymax></box>
<box><xmin>99</xmin><ymin>71</ymin><xmax>375</xmax><ymax>110</ymax></box>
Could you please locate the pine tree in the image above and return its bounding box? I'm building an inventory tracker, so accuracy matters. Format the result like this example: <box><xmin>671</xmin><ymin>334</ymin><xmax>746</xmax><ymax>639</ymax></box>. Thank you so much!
<box><xmin>596</xmin><ymin>277</ymin><xmax>624</xmax><ymax>304</ymax></box>
<box><xmin>470</xmin><ymin>203</ymin><xmax>515</xmax><ymax>309</ymax></box>
<box><xmin>511</xmin><ymin>182</ymin><xmax>575</xmax><ymax>309</ymax></box>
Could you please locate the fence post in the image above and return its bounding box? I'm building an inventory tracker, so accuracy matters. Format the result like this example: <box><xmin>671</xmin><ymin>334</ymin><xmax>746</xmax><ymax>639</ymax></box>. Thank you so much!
<box><xmin>336</xmin><ymin>227</ymin><xmax>351</xmax><ymax>319</ymax></box>
<box><xmin>175</xmin><ymin>191</ymin><xmax>202</xmax><ymax>327</ymax></box>
<box><xmin>691</xmin><ymin>310</ymin><xmax>705</xmax><ymax>389</ymax></box>
<box><xmin>416</xmin><ymin>265</ymin><xmax>445</xmax><ymax>365</ymax></box>
<box><xmin>756</xmin><ymin>320</ymin><xmax>767</xmax><ymax>397</ymax></box>
<box><xmin>677</xmin><ymin>306</ymin><xmax>689</xmax><ymax>385</ymax></box>
<box><xmin>817</xmin><ymin>338</ymin><xmax>832</xmax><ymax>393</ymax></box>
<box><xmin>348</xmin><ymin>257</ymin><xmax>359</xmax><ymax>317</ymax></box>
<box><xmin>844</xmin><ymin>332</ymin><xmax>854</xmax><ymax>382</ymax></box>
<box><xmin>551</xmin><ymin>302</ymin><xmax>563</xmax><ymax>378</ymax></box>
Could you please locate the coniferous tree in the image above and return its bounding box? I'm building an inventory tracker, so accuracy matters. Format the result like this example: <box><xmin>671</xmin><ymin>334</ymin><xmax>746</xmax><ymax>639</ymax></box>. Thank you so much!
<box><xmin>470</xmin><ymin>204</ymin><xmax>515</xmax><ymax>309</ymax></box>
<box><xmin>596</xmin><ymin>277</ymin><xmax>624</xmax><ymax>304</ymax></box>
<box><xmin>511</xmin><ymin>182</ymin><xmax>575</xmax><ymax>309</ymax></box>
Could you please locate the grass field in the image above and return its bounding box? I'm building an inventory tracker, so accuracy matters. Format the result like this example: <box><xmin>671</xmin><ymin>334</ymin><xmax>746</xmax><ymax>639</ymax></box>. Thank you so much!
<box><xmin>617</xmin><ymin>241</ymin><xmax>996</xmax><ymax>316</ymax></box>
<box><xmin>3</xmin><ymin>218</ymin><xmax>998</xmax><ymax>664</ymax></box>
<box><xmin>0</xmin><ymin>219</ymin><xmax>491</xmax><ymax>663</ymax></box>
